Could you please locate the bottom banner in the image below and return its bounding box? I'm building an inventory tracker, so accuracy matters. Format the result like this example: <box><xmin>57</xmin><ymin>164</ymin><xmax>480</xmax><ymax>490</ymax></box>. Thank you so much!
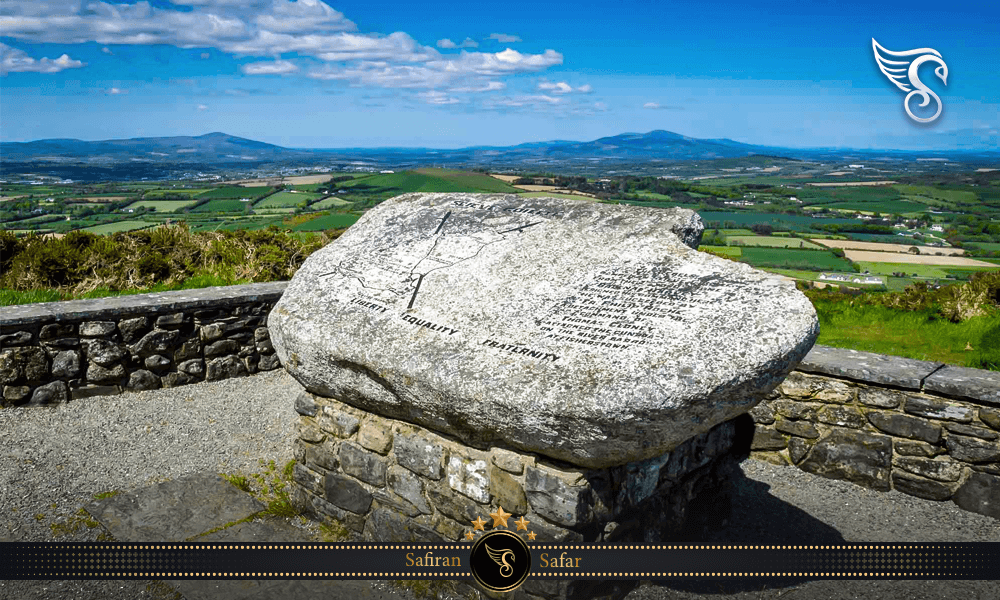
<box><xmin>3</xmin><ymin>541</ymin><xmax>998</xmax><ymax>589</ymax></box>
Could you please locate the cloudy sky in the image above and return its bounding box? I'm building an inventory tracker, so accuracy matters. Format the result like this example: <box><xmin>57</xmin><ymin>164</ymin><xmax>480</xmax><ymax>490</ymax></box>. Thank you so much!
<box><xmin>1</xmin><ymin>0</ymin><xmax>997</xmax><ymax>150</ymax></box>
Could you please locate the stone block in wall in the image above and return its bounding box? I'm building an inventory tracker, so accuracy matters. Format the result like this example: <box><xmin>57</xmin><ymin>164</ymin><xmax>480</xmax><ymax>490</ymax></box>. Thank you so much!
<box><xmin>426</xmin><ymin>485</ymin><xmax>481</xmax><ymax>524</ymax></box>
<box><xmin>778</xmin><ymin>372</ymin><xmax>824</xmax><ymax>398</ymax></box>
<box><xmin>774</xmin><ymin>419</ymin><xmax>819</xmax><ymax>439</ymax></box>
<box><xmin>447</xmin><ymin>454</ymin><xmax>490</xmax><ymax>503</ymax></box>
<box><xmin>751</xmin><ymin>425</ymin><xmax>786</xmax><ymax>450</ymax></box>
<box><xmin>131</xmin><ymin>329</ymin><xmax>180</xmax><ymax>357</ymax></box>
<box><xmin>891</xmin><ymin>471</ymin><xmax>956</xmax><ymax>501</ymax></box>
<box><xmin>394</xmin><ymin>431</ymin><xmax>445</xmax><ymax>479</ymax></box>
<box><xmin>83</xmin><ymin>339</ymin><xmax>127</xmax><ymax>366</ymax></box>
<box><xmin>387</xmin><ymin>466</ymin><xmax>431</xmax><ymax>515</ymax></box>
<box><xmin>339</xmin><ymin>442</ymin><xmax>387</xmax><ymax>486</ymax></box>
<box><xmin>788</xmin><ymin>437</ymin><xmax>812</xmax><ymax>464</ymax></box>
<box><xmin>945</xmin><ymin>435</ymin><xmax>1000</xmax><ymax>463</ymax></box>
<box><xmin>293</xmin><ymin>463</ymin><xmax>325</xmax><ymax>496</ymax></box>
<box><xmin>305</xmin><ymin>440</ymin><xmax>339</xmax><ymax>472</ymax></box>
<box><xmin>205</xmin><ymin>355</ymin><xmax>247</xmax><ymax>380</ymax></box>
<box><xmin>817</xmin><ymin>405</ymin><xmax>865</xmax><ymax>429</ymax></box>
<box><xmin>324</xmin><ymin>472</ymin><xmax>373</xmax><ymax>514</ymax></box>
<box><xmin>29</xmin><ymin>380</ymin><xmax>67</xmax><ymax>405</ymax></box>
<box><xmin>904</xmin><ymin>396</ymin><xmax>975</xmax><ymax>423</ymax></box>
<box><xmin>363</xmin><ymin>507</ymin><xmax>442</xmax><ymax>543</ymax></box>
<box><xmin>51</xmin><ymin>350</ymin><xmax>80</xmax><ymax>378</ymax></box>
<box><xmin>80</xmin><ymin>321</ymin><xmax>116</xmax><ymax>337</ymax></box>
<box><xmin>772</xmin><ymin>399</ymin><xmax>819</xmax><ymax>420</ymax></box>
<box><xmin>943</xmin><ymin>422</ymin><xmax>999</xmax><ymax>440</ymax></box>
<box><xmin>318</xmin><ymin>405</ymin><xmax>361</xmax><ymax>438</ymax></box>
<box><xmin>144</xmin><ymin>355</ymin><xmax>170</xmax><ymax>370</ymax></box>
<box><xmin>43</xmin><ymin>338</ymin><xmax>79</xmax><ymax>349</ymax></box>
<box><xmin>173</xmin><ymin>339</ymin><xmax>201</xmax><ymax>362</ymax></box>
<box><xmin>980</xmin><ymin>408</ymin><xmax>1000</xmax><ymax>431</ymax></box>
<box><xmin>952</xmin><ymin>472</ymin><xmax>1000</xmax><ymax>519</ymax></box>
<box><xmin>893</xmin><ymin>456</ymin><xmax>965</xmax><ymax>482</ymax></box>
<box><xmin>258</xmin><ymin>354</ymin><xmax>281</xmax><ymax>370</ymax></box>
<box><xmin>127</xmin><ymin>370</ymin><xmax>160</xmax><ymax>391</ymax></box>
<box><xmin>3</xmin><ymin>385</ymin><xmax>31</xmax><ymax>403</ymax></box>
<box><xmin>524</xmin><ymin>464</ymin><xmax>592</xmax><ymax>528</ymax></box>
<box><xmin>490</xmin><ymin>466</ymin><xmax>528</xmax><ymax>515</ymax></box>
<box><xmin>118</xmin><ymin>317</ymin><xmax>149</xmax><ymax>344</ymax></box>
<box><xmin>372</xmin><ymin>490</ymin><xmax>422</xmax><ymax>518</ymax></box>
<box><xmin>155</xmin><ymin>313</ymin><xmax>186</xmax><ymax>328</ymax></box>
<box><xmin>177</xmin><ymin>359</ymin><xmax>204</xmax><ymax>377</ymax></box>
<box><xmin>87</xmin><ymin>362</ymin><xmax>126</xmax><ymax>385</ymax></box>
<box><xmin>867</xmin><ymin>411</ymin><xmax>942</xmax><ymax>443</ymax></box>
<box><xmin>161</xmin><ymin>372</ymin><xmax>195</xmax><ymax>388</ymax></box>
<box><xmin>255</xmin><ymin>340</ymin><xmax>273</xmax><ymax>354</ymax></box>
<box><xmin>357</xmin><ymin>421</ymin><xmax>392</xmax><ymax>454</ymax></box>
<box><xmin>204</xmin><ymin>339</ymin><xmax>240</xmax><ymax>358</ymax></box>
<box><xmin>0</xmin><ymin>331</ymin><xmax>32</xmax><ymax>345</ymax></box>
<box><xmin>0</xmin><ymin>346</ymin><xmax>48</xmax><ymax>382</ymax></box>
<box><xmin>924</xmin><ymin>365</ymin><xmax>1000</xmax><ymax>407</ymax></box>
<box><xmin>797</xmin><ymin>346</ymin><xmax>941</xmax><ymax>390</ymax></box>
<box><xmin>431</xmin><ymin>515</ymin><xmax>466</xmax><ymax>541</ymax></box>
<box><xmin>254</xmin><ymin>327</ymin><xmax>269</xmax><ymax>342</ymax></box>
<box><xmin>799</xmin><ymin>429</ymin><xmax>892</xmax><ymax>491</ymax></box>
<box><xmin>857</xmin><ymin>387</ymin><xmax>905</xmax><ymax>409</ymax></box>
<box><xmin>894</xmin><ymin>440</ymin><xmax>946</xmax><ymax>458</ymax></box>
<box><xmin>748</xmin><ymin>402</ymin><xmax>774</xmax><ymax>424</ymax></box>
<box><xmin>40</xmin><ymin>323</ymin><xmax>75</xmax><ymax>340</ymax></box>
<box><xmin>294</xmin><ymin>391</ymin><xmax>319</xmax><ymax>417</ymax></box>
<box><xmin>298</xmin><ymin>420</ymin><xmax>325</xmax><ymax>443</ymax></box>
<box><xmin>492</xmin><ymin>448</ymin><xmax>528</xmax><ymax>474</ymax></box>
<box><xmin>200</xmin><ymin>324</ymin><xmax>225</xmax><ymax>343</ymax></box>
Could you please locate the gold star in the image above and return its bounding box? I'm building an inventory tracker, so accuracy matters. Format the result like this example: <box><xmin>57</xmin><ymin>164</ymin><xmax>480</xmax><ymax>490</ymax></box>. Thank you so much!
<box><xmin>514</xmin><ymin>516</ymin><xmax>530</xmax><ymax>532</ymax></box>
<box><xmin>464</xmin><ymin>531</ymin><xmax>476</xmax><ymax>541</ymax></box>
<box><xmin>490</xmin><ymin>506</ymin><xmax>512</xmax><ymax>529</ymax></box>
<box><xmin>527</xmin><ymin>531</ymin><xmax>537</xmax><ymax>541</ymax></box>
<box><xmin>471</xmin><ymin>516</ymin><xmax>487</xmax><ymax>531</ymax></box>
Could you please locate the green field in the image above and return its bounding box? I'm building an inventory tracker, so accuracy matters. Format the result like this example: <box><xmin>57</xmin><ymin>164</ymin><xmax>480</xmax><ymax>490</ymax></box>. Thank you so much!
<box><xmin>291</xmin><ymin>213</ymin><xmax>361</xmax><ymax>231</ymax></box>
<box><xmin>255</xmin><ymin>191</ymin><xmax>323</xmax><ymax>208</ymax></box>
<box><xmin>855</xmin><ymin>262</ymin><xmax>961</xmax><ymax>279</ymax></box>
<box><xmin>127</xmin><ymin>200</ymin><xmax>198</xmax><ymax>212</ymax></box>
<box><xmin>738</xmin><ymin>247</ymin><xmax>854</xmax><ymax>271</ymax></box>
<box><xmin>698</xmin><ymin>245</ymin><xmax>741</xmax><ymax>257</ymax></box>
<box><xmin>893</xmin><ymin>185</ymin><xmax>979</xmax><ymax>206</ymax></box>
<box><xmin>822</xmin><ymin>200</ymin><xmax>927</xmax><ymax>214</ymax></box>
<box><xmin>142</xmin><ymin>189</ymin><xmax>205</xmax><ymax>198</ymax></box>
<box><xmin>518</xmin><ymin>191</ymin><xmax>596</xmax><ymax>201</ymax></box>
<box><xmin>727</xmin><ymin>235</ymin><xmax>824</xmax><ymax>249</ymax></box>
<box><xmin>191</xmin><ymin>199</ymin><xmax>253</xmax><ymax>213</ymax></box>
<box><xmin>196</xmin><ymin>186</ymin><xmax>274</xmax><ymax>200</ymax></box>
<box><xmin>338</xmin><ymin>169</ymin><xmax>520</xmax><ymax>195</ymax></box>
<box><xmin>80</xmin><ymin>220</ymin><xmax>155</xmax><ymax>235</ymax></box>
<box><xmin>967</xmin><ymin>242</ymin><xmax>1000</xmax><ymax>252</ymax></box>
<box><xmin>698</xmin><ymin>211</ymin><xmax>859</xmax><ymax>228</ymax></box>
<box><xmin>311</xmin><ymin>196</ymin><xmax>353</xmax><ymax>209</ymax></box>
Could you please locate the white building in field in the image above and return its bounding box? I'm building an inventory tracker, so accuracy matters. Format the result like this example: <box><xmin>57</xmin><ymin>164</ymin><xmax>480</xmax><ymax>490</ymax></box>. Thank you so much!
<box><xmin>819</xmin><ymin>273</ymin><xmax>884</xmax><ymax>285</ymax></box>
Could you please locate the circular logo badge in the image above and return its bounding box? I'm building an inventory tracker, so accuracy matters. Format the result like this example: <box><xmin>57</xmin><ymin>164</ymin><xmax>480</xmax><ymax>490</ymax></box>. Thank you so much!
<box><xmin>469</xmin><ymin>530</ymin><xmax>532</xmax><ymax>592</ymax></box>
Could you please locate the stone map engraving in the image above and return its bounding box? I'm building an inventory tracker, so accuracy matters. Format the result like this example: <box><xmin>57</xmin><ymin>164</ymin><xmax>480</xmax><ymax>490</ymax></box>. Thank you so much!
<box><xmin>269</xmin><ymin>193</ymin><xmax>819</xmax><ymax>467</ymax></box>
<box><xmin>315</xmin><ymin>198</ymin><xmax>563</xmax><ymax>343</ymax></box>
<box><xmin>538</xmin><ymin>264</ymin><xmax>749</xmax><ymax>350</ymax></box>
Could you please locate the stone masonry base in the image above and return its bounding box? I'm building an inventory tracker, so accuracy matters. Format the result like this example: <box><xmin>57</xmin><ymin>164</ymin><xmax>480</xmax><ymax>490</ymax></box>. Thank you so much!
<box><xmin>290</xmin><ymin>387</ymin><xmax>753</xmax><ymax>600</ymax></box>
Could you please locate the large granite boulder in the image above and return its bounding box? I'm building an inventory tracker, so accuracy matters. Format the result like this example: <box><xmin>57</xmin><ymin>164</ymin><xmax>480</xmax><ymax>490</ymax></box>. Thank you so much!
<box><xmin>270</xmin><ymin>193</ymin><xmax>818</xmax><ymax>468</ymax></box>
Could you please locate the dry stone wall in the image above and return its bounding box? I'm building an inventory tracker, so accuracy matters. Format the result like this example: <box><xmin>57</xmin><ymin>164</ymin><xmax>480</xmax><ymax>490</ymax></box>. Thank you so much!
<box><xmin>749</xmin><ymin>346</ymin><xmax>1000</xmax><ymax>521</ymax></box>
<box><xmin>0</xmin><ymin>283</ymin><xmax>286</xmax><ymax>405</ymax></box>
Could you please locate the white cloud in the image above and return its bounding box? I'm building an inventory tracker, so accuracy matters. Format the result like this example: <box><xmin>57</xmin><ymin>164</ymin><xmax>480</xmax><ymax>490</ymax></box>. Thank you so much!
<box><xmin>108</xmin><ymin>87</ymin><xmax>125</xmax><ymax>94</ymax></box>
<box><xmin>0</xmin><ymin>42</ymin><xmax>85</xmax><ymax>74</ymax></box>
<box><xmin>538</xmin><ymin>81</ymin><xmax>592</xmax><ymax>94</ymax></box>
<box><xmin>593</xmin><ymin>101</ymin><xmax>608</xmax><ymax>110</ymax></box>
<box><xmin>449</xmin><ymin>80</ymin><xmax>505</xmax><ymax>93</ymax></box>
<box><xmin>101</xmin><ymin>46</ymin><xmax>113</xmax><ymax>55</ymax></box>
<box><xmin>201</xmin><ymin>52</ymin><xmax>211</xmax><ymax>59</ymax></box>
<box><xmin>437</xmin><ymin>39</ymin><xmax>457</xmax><ymax>49</ymax></box>
<box><xmin>643</xmin><ymin>101</ymin><xmax>683</xmax><ymax>110</ymax></box>
<box><xmin>489</xmin><ymin>33</ymin><xmax>521</xmax><ymax>43</ymax></box>
<box><xmin>197</xmin><ymin>104</ymin><xmax>208</xmax><ymax>110</ymax></box>
<box><xmin>417</xmin><ymin>90</ymin><xmax>460</xmax><ymax>105</ymax></box>
<box><xmin>439</xmin><ymin>37</ymin><xmax>478</xmax><ymax>49</ymax></box>
<box><xmin>240</xmin><ymin>59</ymin><xmax>299</xmax><ymax>75</ymax></box>
<box><xmin>488</xmin><ymin>94</ymin><xmax>564</xmax><ymax>108</ymax></box>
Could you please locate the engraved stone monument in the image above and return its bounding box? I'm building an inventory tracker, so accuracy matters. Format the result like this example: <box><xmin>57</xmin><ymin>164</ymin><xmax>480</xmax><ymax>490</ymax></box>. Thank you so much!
<box><xmin>272</xmin><ymin>193</ymin><xmax>819</xmax><ymax>597</ymax></box>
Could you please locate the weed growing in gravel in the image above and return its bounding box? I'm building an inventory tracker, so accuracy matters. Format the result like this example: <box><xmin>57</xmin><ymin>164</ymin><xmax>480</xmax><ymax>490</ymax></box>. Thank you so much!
<box><xmin>49</xmin><ymin>509</ymin><xmax>101</xmax><ymax>538</ymax></box>
<box><xmin>390</xmin><ymin>579</ymin><xmax>471</xmax><ymax>600</ymax></box>
<box><xmin>220</xmin><ymin>459</ymin><xmax>300</xmax><ymax>519</ymax></box>
<box><xmin>92</xmin><ymin>490</ymin><xmax>122</xmax><ymax>500</ymax></box>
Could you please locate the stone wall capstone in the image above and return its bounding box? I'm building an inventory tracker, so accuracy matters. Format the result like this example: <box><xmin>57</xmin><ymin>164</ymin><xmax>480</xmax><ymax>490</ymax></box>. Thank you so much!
<box><xmin>0</xmin><ymin>283</ymin><xmax>286</xmax><ymax>405</ymax></box>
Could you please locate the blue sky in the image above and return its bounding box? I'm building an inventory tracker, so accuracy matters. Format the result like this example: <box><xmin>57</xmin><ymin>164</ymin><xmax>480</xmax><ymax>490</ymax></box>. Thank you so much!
<box><xmin>1</xmin><ymin>0</ymin><xmax>997</xmax><ymax>150</ymax></box>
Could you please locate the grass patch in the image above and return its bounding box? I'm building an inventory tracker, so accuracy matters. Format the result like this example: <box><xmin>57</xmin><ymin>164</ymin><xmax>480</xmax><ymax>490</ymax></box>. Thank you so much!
<box><xmin>310</xmin><ymin>196</ymin><xmax>352</xmax><ymax>209</ymax></box>
<box><xmin>80</xmin><ymin>220</ymin><xmax>154</xmax><ymax>235</ymax></box>
<box><xmin>255</xmin><ymin>191</ymin><xmax>323</xmax><ymax>208</ymax></box>
<box><xmin>727</xmin><ymin>235</ymin><xmax>824</xmax><ymax>249</ymax></box>
<box><xmin>190</xmin><ymin>199</ymin><xmax>253</xmax><ymax>213</ymax></box>
<box><xmin>699</xmin><ymin>245</ymin><xmax>742</xmax><ymax>258</ymax></box>
<box><xmin>812</xmin><ymin>299</ymin><xmax>999</xmax><ymax>368</ymax></box>
<box><xmin>290</xmin><ymin>213</ymin><xmax>360</xmax><ymax>231</ymax></box>
<box><xmin>196</xmin><ymin>186</ymin><xmax>274</xmax><ymax>200</ymax></box>
<box><xmin>49</xmin><ymin>508</ymin><xmax>102</xmax><ymax>538</ymax></box>
<box><xmin>127</xmin><ymin>200</ymin><xmax>198</xmax><ymax>212</ymax></box>
<box><xmin>517</xmin><ymin>191</ymin><xmax>596</xmax><ymax>201</ymax></box>
<box><xmin>738</xmin><ymin>247</ymin><xmax>853</xmax><ymax>271</ymax></box>
<box><xmin>93</xmin><ymin>490</ymin><xmax>122</xmax><ymax>500</ymax></box>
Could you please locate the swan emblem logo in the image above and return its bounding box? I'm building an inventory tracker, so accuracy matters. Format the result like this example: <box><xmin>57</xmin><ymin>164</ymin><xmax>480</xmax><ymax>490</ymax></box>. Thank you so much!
<box><xmin>485</xmin><ymin>544</ymin><xmax>515</xmax><ymax>577</ymax></box>
<box><xmin>872</xmin><ymin>38</ymin><xmax>948</xmax><ymax>123</ymax></box>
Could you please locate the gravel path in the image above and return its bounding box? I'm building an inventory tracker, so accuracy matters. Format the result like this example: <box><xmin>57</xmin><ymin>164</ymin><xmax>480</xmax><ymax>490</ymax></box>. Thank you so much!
<box><xmin>1</xmin><ymin>370</ymin><xmax>997</xmax><ymax>600</ymax></box>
